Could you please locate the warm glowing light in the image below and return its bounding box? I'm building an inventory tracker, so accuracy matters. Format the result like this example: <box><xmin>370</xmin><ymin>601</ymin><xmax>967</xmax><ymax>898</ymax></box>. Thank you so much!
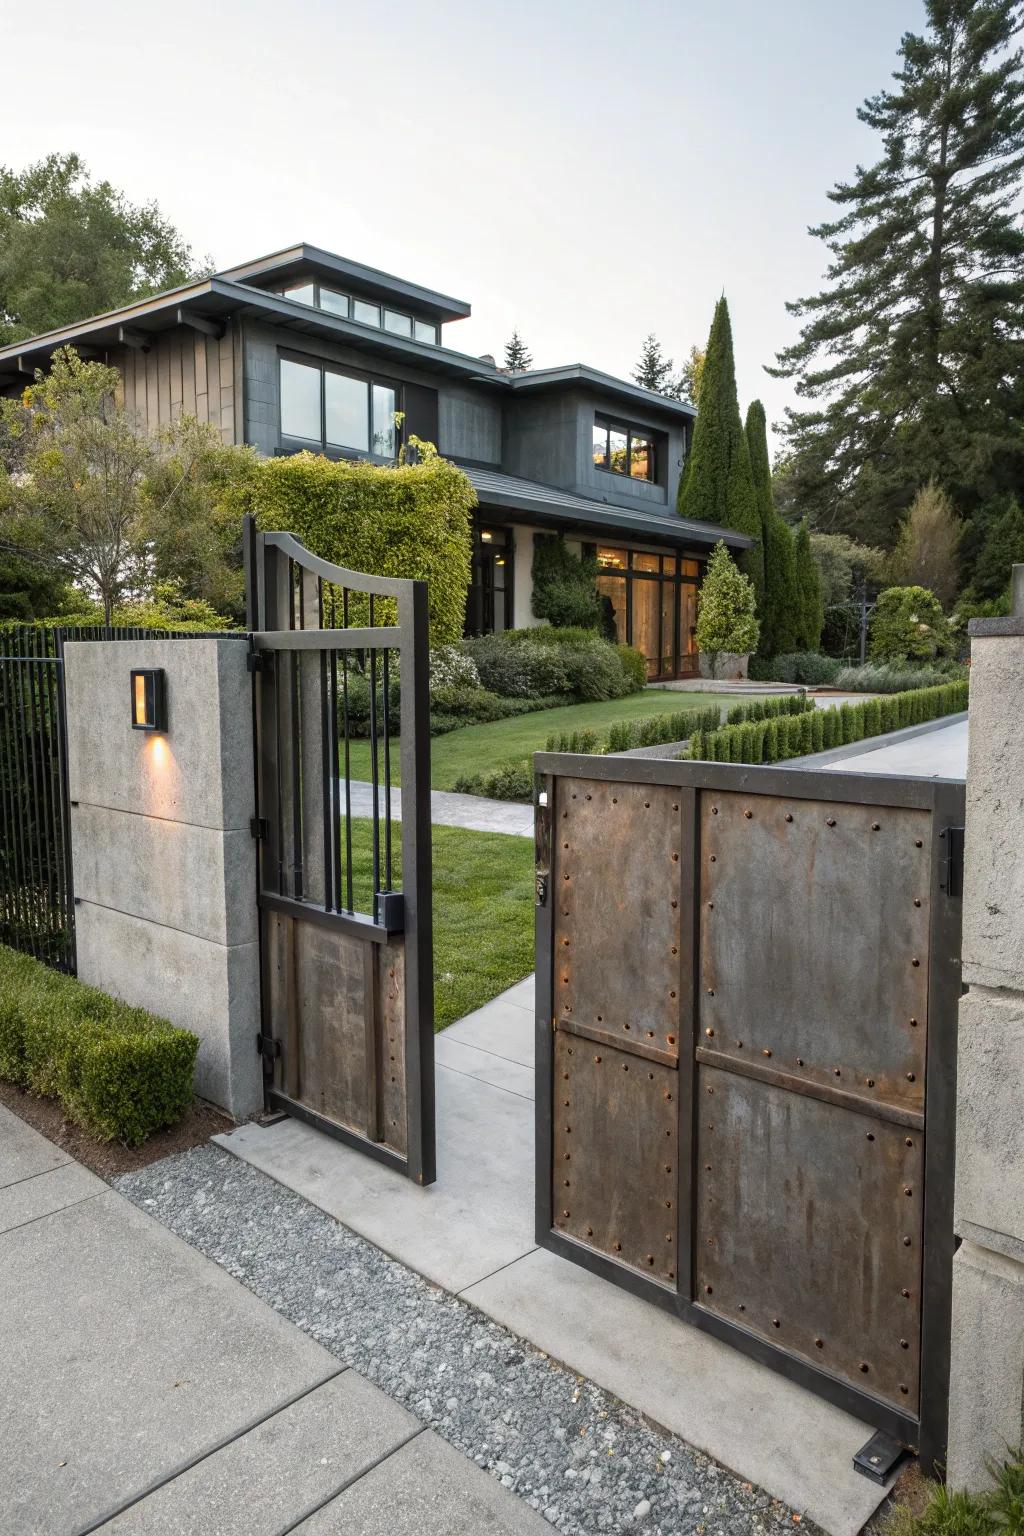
<box><xmin>133</xmin><ymin>673</ymin><xmax>146</xmax><ymax>725</ymax></box>
<box><xmin>130</xmin><ymin>669</ymin><xmax>167</xmax><ymax>732</ymax></box>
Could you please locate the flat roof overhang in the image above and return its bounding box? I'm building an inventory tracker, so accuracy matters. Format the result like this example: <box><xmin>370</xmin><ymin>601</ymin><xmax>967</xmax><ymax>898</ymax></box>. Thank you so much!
<box><xmin>216</xmin><ymin>244</ymin><xmax>472</xmax><ymax>324</ymax></box>
<box><xmin>469</xmin><ymin>488</ymin><xmax>752</xmax><ymax>553</ymax></box>
<box><xmin>0</xmin><ymin>280</ymin><xmax>503</xmax><ymax>389</ymax></box>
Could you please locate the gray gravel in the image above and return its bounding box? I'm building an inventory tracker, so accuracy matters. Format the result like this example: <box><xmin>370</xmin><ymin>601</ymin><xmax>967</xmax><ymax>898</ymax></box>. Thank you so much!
<box><xmin>116</xmin><ymin>1145</ymin><xmax>817</xmax><ymax>1536</ymax></box>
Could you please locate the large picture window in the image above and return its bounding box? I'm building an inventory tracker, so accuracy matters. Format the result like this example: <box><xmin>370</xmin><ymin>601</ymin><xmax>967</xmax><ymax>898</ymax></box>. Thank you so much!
<box><xmin>592</xmin><ymin>416</ymin><xmax>657</xmax><ymax>482</ymax></box>
<box><xmin>594</xmin><ymin>545</ymin><xmax>702</xmax><ymax>679</ymax></box>
<box><xmin>279</xmin><ymin>355</ymin><xmax>400</xmax><ymax>460</ymax></box>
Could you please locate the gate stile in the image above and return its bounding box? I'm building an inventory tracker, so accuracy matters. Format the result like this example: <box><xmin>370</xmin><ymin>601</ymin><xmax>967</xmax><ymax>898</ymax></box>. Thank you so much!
<box><xmin>534</xmin><ymin>753</ymin><xmax>964</xmax><ymax>1469</ymax></box>
<box><xmin>245</xmin><ymin>519</ymin><xmax>435</xmax><ymax>1185</ymax></box>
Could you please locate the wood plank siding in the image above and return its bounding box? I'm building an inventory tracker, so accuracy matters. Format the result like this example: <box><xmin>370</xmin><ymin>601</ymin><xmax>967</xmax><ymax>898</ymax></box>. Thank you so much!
<box><xmin>112</xmin><ymin>326</ymin><xmax>238</xmax><ymax>443</ymax></box>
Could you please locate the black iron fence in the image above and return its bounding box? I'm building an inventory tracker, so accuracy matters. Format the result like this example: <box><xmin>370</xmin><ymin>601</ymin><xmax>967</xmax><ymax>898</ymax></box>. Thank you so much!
<box><xmin>0</xmin><ymin>623</ymin><xmax>238</xmax><ymax>973</ymax></box>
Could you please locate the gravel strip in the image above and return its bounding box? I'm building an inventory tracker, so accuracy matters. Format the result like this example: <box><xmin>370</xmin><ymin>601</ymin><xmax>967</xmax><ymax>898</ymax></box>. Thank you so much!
<box><xmin>116</xmin><ymin>1145</ymin><xmax>817</xmax><ymax>1536</ymax></box>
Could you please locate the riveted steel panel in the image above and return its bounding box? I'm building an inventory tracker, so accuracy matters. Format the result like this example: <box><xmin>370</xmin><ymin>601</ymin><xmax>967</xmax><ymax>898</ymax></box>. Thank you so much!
<box><xmin>696</xmin><ymin>1064</ymin><xmax>923</xmax><ymax>1412</ymax></box>
<box><xmin>553</xmin><ymin>779</ymin><xmax>685</xmax><ymax>1061</ymax></box>
<box><xmin>699</xmin><ymin>792</ymin><xmax>929</xmax><ymax>1116</ymax></box>
<box><xmin>552</xmin><ymin>1030</ymin><xmax>679</xmax><ymax>1284</ymax></box>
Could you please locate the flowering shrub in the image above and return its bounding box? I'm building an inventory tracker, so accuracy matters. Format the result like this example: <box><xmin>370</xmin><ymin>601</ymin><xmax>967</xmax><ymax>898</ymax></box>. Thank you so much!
<box><xmin>429</xmin><ymin>645</ymin><xmax>480</xmax><ymax>691</ymax></box>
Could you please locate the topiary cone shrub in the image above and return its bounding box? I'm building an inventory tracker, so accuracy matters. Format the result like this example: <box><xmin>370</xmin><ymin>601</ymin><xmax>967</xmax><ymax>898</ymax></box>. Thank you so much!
<box><xmin>695</xmin><ymin>541</ymin><xmax>760</xmax><ymax>680</ymax></box>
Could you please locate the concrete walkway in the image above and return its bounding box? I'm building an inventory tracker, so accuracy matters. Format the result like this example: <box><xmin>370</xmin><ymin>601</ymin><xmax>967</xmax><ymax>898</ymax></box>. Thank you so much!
<box><xmin>350</xmin><ymin>780</ymin><xmax>533</xmax><ymax>837</ymax></box>
<box><xmin>823</xmin><ymin>716</ymin><xmax>968</xmax><ymax>779</ymax></box>
<box><xmin>0</xmin><ymin>1104</ymin><xmax>545</xmax><ymax>1535</ymax></box>
<box><xmin>217</xmin><ymin>978</ymin><xmax>894</xmax><ymax>1536</ymax></box>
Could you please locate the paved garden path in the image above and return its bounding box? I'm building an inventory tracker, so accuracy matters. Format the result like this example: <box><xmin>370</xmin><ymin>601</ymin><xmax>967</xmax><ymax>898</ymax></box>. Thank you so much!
<box><xmin>350</xmin><ymin>780</ymin><xmax>533</xmax><ymax>837</ymax></box>
<box><xmin>0</xmin><ymin>1103</ymin><xmax>546</xmax><ymax>1535</ymax></box>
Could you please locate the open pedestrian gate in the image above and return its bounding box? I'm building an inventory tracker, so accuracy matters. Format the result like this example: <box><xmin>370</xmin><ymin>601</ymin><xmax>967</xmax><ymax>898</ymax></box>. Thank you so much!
<box><xmin>534</xmin><ymin>753</ymin><xmax>964</xmax><ymax>1469</ymax></box>
<box><xmin>246</xmin><ymin>520</ymin><xmax>435</xmax><ymax>1184</ymax></box>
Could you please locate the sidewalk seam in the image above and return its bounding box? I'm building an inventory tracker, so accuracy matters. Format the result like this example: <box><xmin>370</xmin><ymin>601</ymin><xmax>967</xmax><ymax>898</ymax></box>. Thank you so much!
<box><xmin>71</xmin><ymin>1366</ymin><xmax>348</xmax><ymax>1536</ymax></box>
<box><xmin>0</xmin><ymin>1157</ymin><xmax>74</xmax><ymax>1192</ymax></box>
<box><xmin>0</xmin><ymin>1189</ymin><xmax>101</xmax><ymax>1237</ymax></box>
<box><xmin>275</xmin><ymin>1424</ymin><xmax>429</xmax><ymax>1536</ymax></box>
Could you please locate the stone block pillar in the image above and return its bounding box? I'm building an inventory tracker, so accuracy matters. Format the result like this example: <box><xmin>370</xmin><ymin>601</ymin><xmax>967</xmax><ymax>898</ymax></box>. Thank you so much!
<box><xmin>63</xmin><ymin>637</ymin><xmax>262</xmax><ymax>1120</ymax></box>
<box><xmin>947</xmin><ymin>598</ymin><xmax>1024</xmax><ymax>1486</ymax></box>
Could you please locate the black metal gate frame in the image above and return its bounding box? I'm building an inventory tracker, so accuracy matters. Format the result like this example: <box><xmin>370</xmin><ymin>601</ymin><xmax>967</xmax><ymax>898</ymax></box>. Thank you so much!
<box><xmin>533</xmin><ymin>752</ymin><xmax>964</xmax><ymax>1467</ymax></box>
<box><xmin>246</xmin><ymin>523</ymin><xmax>435</xmax><ymax>1185</ymax></box>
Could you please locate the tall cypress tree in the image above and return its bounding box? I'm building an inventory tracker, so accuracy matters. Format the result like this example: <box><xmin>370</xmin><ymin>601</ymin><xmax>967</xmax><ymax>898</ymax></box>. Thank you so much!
<box><xmin>746</xmin><ymin>400</ymin><xmax>798</xmax><ymax>655</ymax></box>
<box><xmin>793</xmin><ymin>519</ymin><xmax>824</xmax><ymax>650</ymax></box>
<box><xmin>679</xmin><ymin>298</ymin><xmax>763</xmax><ymax>601</ymax></box>
<box><xmin>770</xmin><ymin>1</ymin><xmax>1024</xmax><ymax>552</ymax></box>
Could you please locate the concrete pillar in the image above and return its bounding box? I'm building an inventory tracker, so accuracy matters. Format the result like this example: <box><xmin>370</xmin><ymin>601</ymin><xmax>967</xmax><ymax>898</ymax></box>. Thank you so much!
<box><xmin>948</xmin><ymin>586</ymin><xmax>1024</xmax><ymax>1486</ymax></box>
<box><xmin>512</xmin><ymin>524</ymin><xmax>541</xmax><ymax>628</ymax></box>
<box><xmin>63</xmin><ymin>637</ymin><xmax>262</xmax><ymax>1120</ymax></box>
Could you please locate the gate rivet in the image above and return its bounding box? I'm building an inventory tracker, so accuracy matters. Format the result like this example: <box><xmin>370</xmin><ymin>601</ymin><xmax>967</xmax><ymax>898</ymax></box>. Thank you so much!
<box><xmin>744</xmin><ymin>809</ymin><xmax>753</xmax><ymax>819</ymax></box>
<box><xmin>705</xmin><ymin>1284</ymin><xmax>713</xmax><ymax>1294</ymax></box>
<box><xmin>563</xmin><ymin>842</ymin><xmax>569</xmax><ymax>850</ymax></box>
<box><xmin>669</xmin><ymin>990</ymin><xmax>677</xmax><ymax>999</ymax></box>
<box><xmin>785</xmin><ymin>813</ymin><xmax>793</xmax><ymax>823</ymax></box>
<box><xmin>907</xmin><ymin>1072</ymin><xmax>916</xmax><ymax>1082</ymax></box>
<box><xmin>671</xmin><ymin>899</ymin><xmax>679</xmax><ymax>908</ymax></box>
<box><xmin>833</xmin><ymin>1067</ymin><xmax>841</xmax><ymax>1076</ymax></box>
<box><xmin>711</xmin><ymin>806</ymin><xmax>719</xmax><ymax>815</ymax></box>
<box><xmin>901</xmin><ymin>1288</ymin><xmax>911</xmax><ymax>1298</ymax></box>
<box><xmin>867</xmin><ymin>1078</ymin><xmax>875</xmax><ymax>1087</ymax></box>
<box><xmin>738</xmin><ymin>1303</ymin><xmax>746</xmax><ymax>1311</ymax></box>
<box><xmin>910</xmin><ymin>1017</ymin><xmax>918</xmax><ymax>1027</ymax></box>
<box><xmin>666</xmin><ymin>1234</ymin><xmax>673</xmax><ymax>1243</ymax></box>
<box><xmin>671</xmin><ymin>852</ymin><xmax>679</xmax><ymax>862</ymax></box>
<box><xmin>872</xmin><ymin>822</ymin><xmax>881</xmax><ymax>831</ymax></box>
<box><xmin>595</xmin><ymin>1055</ymin><xmax>602</xmax><ymax>1063</ymax></box>
<box><xmin>669</xmin><ymin>1270</ymin><xmax>675</xmax><ymax>1280</ymax></box>
<box><xmin>903</xmin><ymin>1236</ymin><xmax>912</xmax><ymax>1247</ymax></box>
<box><xmin>867</xmin><ymin>1133</ymin><xmax>876</xmax><ymax>1142</ymax></box>
<box><xmin>796</xmin><ymin>1057</ymin><xmax>804</xmax><ymax>1066</ymax></box>
<box><xmin>704</xmin><ymin>1163</ymin><xmax>712</xmax><ymax>1172</ymax></box>
<box><xmin>644</xmin><ymin>801</ymin><xmax>650</xmax><ymax>808</ymax></box>
<box><xmin>611</xmin><ymin>797</ymin><xmax>617</xmax><ymax>805</ymax></box>
<box><xmin>563</xmin><ymin>1209</ymin><xmax>570</xmax><ymax>1217</ymax></box>
<box><xmin>826</xmin><ymin>817</ymin><xmax>836</xmax><ymax>827</ymax></box>
<box><xmin>668</xmin><ymin>1035</ymin><xmax>676</xmax><ymax>1045</ymax></box>
<box><xmin>665</xmin><ymin>1165</ymin><xmax>672</xmax><ymax>1174</ymax></box>
<box><xmin>905</xmin><ymin>1137</ymin><xmax>913</xmax><ymax>1147</ymax></box>
<box><xmin>815</xmin><ymin>1338</ymin><xmax>824</xmax><ymax>1349</ymax></box>
<box><xmin>904</xmin><ymin>1186</ymin><xmax>913</xmax><ymax>1196</ymax></box>
<box><xmin>911</xmin><ymin>958</ymin><xmax>920</xmax><ymax>968</ymax></box>
<box><xmin>763</xmin><ymin>1048</ymin><xmax>772</xmax><ymax>1057</ymax></box>
<box><xmin>900</xmin><ymin>1339</ymin><xmax>909</xmax><ymax>1349</ymax></box>
<box><xmin>859</xmin><ymin>1362</ymin><xmax>870</xmax><ymax>1373</ymax></box>
<box><xmin>736</xmin><ymin>1040</ymin><xmax>744</xmax><ymax>1049</ymax></box>
<box><xmin>563</xmin><ymin>1153</ymin><xmax>571</xmax><ymax>1161</ymax></box>
<box><xmin>900</xmin><ymin>1385</ymin><xmax>909</xmax><ymax>1395</ymax></box>
<box><xmin>647</xmin><ymin>1255</ymin><xmax>655</xmax><ymax>1265</ymax></box>
<box><xmin>563</xmin><ymin>1099</ymin><xmax>570</xmax><ymax>1107</ymax></box>
<box><xmin>708</xmin><ymin>858</ymin><xmax>716</xmax><ymax>865</ymax></box>
<box><xmin>915</xmin><ymin>839</ymin><xmax>923</xmax><ymax>848</ymax></box>
<box><xmin>586</xmin><ymin>1226</ymin><xmax>593</xmax><ymax>1236</ymax></box>
<box><xmin>613</xmin><ymin>1241</ymin><xmax>622</xmax><ymax>1252</ymax></box>
<box><xmin>772</xmin><ymin>1318</ymin><xmax>781</xmax><ymax>1328</ymax></box>
<box><xmin>673</xmin><ymin>803</ymin><xmax>679</xmax><ymax>811</ymax></box>
<box><xmin>705</xmin><ymin>1028</ymin><xmax>715</xmax><ymax>1037</ymax></box>
<box><xmin>914</xmin><ymin>898</ymin><xmax>922</xmax><ymax>908</ymax></box>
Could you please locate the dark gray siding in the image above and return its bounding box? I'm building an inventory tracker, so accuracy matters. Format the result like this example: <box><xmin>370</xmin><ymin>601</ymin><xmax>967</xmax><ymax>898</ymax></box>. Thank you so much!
<box><xmin>501</xmin><ymin>390</ymin><xmax>580</xmax><ymax>488</ymax></box>
<box><xmin>437</xmin><ymin>383</ymin><xmax>501</xmax><ymax>465</ymax></box>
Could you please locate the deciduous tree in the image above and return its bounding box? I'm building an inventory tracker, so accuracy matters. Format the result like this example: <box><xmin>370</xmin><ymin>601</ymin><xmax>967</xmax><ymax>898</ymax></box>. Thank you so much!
<box><xmin>0</xmin><ymin>153</ymin><xmax>201</xmax><ymax>344</ymax></box>
<box><xmin>889</xmin><ymin>481</ymin><xmax>960</xmax><ymax>606</ymax></box>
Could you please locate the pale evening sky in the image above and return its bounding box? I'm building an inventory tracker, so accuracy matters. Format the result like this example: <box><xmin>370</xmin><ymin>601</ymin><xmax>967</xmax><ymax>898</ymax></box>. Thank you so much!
<box><xmin>1</xmin><ymin>0</ymin><xmax>926</xmax><ymax>454</ymax></box>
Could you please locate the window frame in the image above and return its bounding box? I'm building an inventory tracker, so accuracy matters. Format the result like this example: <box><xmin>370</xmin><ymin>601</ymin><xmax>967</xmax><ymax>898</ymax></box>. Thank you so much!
<box><xmin>275</xmin><ymin>278</ymin><xmax>439</xmax><ymax>345</ymax></box>
<box><xmin>278</xmin><ymin>349</ymin><xmax>403</xmax><ymax>463</ymax></box>
<box><xmin>592</xmin><ymin>413</ymin><xmax>659</xmax><ymax>483</ymax></box>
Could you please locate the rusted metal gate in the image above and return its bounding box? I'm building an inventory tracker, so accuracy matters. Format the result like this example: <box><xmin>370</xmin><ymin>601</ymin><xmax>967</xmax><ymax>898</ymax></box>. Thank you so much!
<box><xmin>534</xmin><ymin>754</ymin><xmax>964</xmax><ymax>1469</ymax></box>
<box><xmin>246</xmin><ymin>520</ymin><xmax>435</xmax><ymax>1184</ymax></box>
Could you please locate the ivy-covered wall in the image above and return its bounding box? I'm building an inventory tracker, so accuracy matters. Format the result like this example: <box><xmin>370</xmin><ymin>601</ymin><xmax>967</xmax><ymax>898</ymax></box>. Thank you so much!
<box><xmin>230</xmin><ymin>448</ymin><xmax>476</xmax><ymax>643</ymax></box>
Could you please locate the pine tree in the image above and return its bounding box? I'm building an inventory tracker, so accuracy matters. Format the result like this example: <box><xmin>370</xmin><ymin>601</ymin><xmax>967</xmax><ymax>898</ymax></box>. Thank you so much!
<box><xmin>746</xmin><ymin>400</ymin><xmax>799</xmax><ymax>655</ymax></box>
<box><xmin>503</xmin><ymin>330</ymin><xmax>533</xmax><ymax>371</ymax></box>
<box><xmin>970</xmin><ymin>497</ymin><xmax>1024</xmax><ymax>599</ymax></box>
<box><xmin>632</xmin><ymin>334</ymin><xmax>680</xmax><ymax>397</ymax></box>
<box><xmin>679</xmin><ymin>298</ymin><xmax>763</xmax><ymax>602</ymax></box>
<box><xmin>793</xmin><ymin>520</ymin><xmax>824</xmax><ymax>650</ymax></box>
<box><xmin>769</xmin><ymin>1</ymin><xmax>1024</xmax><ymax>549</ymax></box>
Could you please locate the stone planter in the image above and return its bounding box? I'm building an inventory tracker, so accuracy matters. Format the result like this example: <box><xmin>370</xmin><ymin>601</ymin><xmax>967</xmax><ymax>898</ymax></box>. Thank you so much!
<box><xmin>699</xmin><ymin>651</ymin><xmax>751</xmax><ymax>681</ymax></box>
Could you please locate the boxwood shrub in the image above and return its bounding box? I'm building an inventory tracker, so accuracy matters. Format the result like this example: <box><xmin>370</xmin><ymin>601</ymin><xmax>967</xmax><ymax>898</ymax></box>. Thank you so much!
<box><xmin>688</xmin><ymin>680</ymin><xmax>968</xmax><ymax>765</ymax></box>
<box><xmin>0</xmin><ymin>946</ymin><xmax>198</xmax><ymax>1145</ymax></box>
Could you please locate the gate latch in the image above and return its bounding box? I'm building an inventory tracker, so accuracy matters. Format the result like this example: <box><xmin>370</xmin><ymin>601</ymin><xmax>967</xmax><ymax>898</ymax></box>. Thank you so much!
<box><xmin>256</xmin><ymin>1034</ymin><xmax>281</xmax><ymax>1059</ymax></box>
<box><xmin>250</xmin><ymin>816</ymin><xmax>268</xmax><ymax>841</ymax></box>
<box><xmin>940</xmin><ymin>825</ymin><xmax>965</xmax><ymax>898</ymax></box>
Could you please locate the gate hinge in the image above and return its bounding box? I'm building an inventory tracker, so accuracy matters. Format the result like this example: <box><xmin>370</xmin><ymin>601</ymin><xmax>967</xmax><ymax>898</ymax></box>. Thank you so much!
<box><xmin>940</xmin><ymin>825</ymin><xmax>965</xmax><ymax>898</ymax></box>
<box><xmin>256</xmin><ymin>1033</ymin><xmax>281</xmax><ymax>1059</ymax></box>
<box><xmin>247</xmin><ymin>650</ymin><xmax>266</xmax><ymax>673</ymax></box>
<box><xmin>250</xmin><ymin>815</ymin><xmax>268</xmax><ymax>841</ymax></box>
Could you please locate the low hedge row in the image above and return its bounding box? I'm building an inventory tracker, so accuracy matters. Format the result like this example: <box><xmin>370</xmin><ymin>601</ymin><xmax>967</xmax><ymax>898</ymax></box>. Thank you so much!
<box><xmin>0</xmin><ymin>946</ymin><xmax>198</xmax><ymax>1145</ymax></box>
<box><xmin>688</xmin><ymin>680</ymin><xmax>968</xmax><ymax>765</ymax></box>
<box><xmin>725</xmin><ymin>694</ymin><xmax>815</xmax><ymax>725</ymax></box>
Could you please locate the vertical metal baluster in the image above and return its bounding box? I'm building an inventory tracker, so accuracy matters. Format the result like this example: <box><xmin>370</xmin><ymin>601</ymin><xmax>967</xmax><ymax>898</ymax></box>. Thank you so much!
<box><xmin>319</xmin><ymin>580</ymin><xmax>333</xmax><ymax>912</ymax></box>
<box><xmin>328</xmin><ymin>590</ymin><xmax>342</xmax><ymax>914</ymax></box>
<box><xmin>382</xmin><ymin>647</ymin><xmax>392</xmax><ymax>892</ymax></box>
<box><xmin>342</xmin><ymin>589</ymin><xmax>353</xmax><ymax>914</ymax></box>
<box><xmin>11</xmin><ymin>633</ymin><xmax>39</xmax><ymax>957</ymax></box>
<box><xmin>368</xmin><ymin>594</ymin><xmax>380</xmax><ymax>907</ymax></box>
<box><xmin>289</xmin><ymin>560</ymin><xmax>303</xmax><ymax>900</ymax></box>
<box><xmin>27</xmin><ymin>630</ymin><xmax>56</xmax><ymax>954</ymax></box>
<box><xmin>53</xmin><ymin>628</ymin><xmax>75</xmax><ymax>972</ymax></box>
<box><xmin>0</xmin><ymin>652</ymin><xmax>19</xmax><ymax>947</ymax></box>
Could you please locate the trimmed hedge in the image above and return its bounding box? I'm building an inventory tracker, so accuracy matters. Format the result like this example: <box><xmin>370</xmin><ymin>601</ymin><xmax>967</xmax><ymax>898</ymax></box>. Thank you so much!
<box><xmin>748</xmin><ymin>651</ymin><xmax>842</xmax><ymax>686</ymax></box>
<box><xmin>725</xmin><ymin>694</ymin><xmax>816</xmax><ymax>725</ymax></box>
<box><xmin>688</xmin><ymin>681</ymin><xmax>968</xmax><ymax>765</ymax></box>
<box><xmin>0</xmin><ymin>946</ymin><xmax>198</xmax><ymax>1145</ymax></box>
<box><xmin>452</xmin><ymin>759</ymin><xmax>533</xmax><ymax>801</ymax></box>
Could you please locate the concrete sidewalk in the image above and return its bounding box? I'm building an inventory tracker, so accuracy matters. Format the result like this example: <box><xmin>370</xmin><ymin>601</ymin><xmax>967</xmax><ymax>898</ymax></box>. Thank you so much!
<box><xmin>217</xmin><ymin>979</ymin><xmax>894</xmax><ymax>1536</ymax></box>
<box><xmin>349</xmin><ymin>779</ymin><xmax>533</xmax><ymax>837</ymax></box>
<box><xmin>0</xmin><ymin>1104</ymin><xmax>545</xmax><ymax>1536</ymax></box>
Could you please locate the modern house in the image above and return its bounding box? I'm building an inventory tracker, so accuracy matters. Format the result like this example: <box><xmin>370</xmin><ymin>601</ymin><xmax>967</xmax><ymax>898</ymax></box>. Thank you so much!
<box><xmin>0</xmin><ymin>244</ymin><xmax>752</xmax><ymax>678</ymax></box>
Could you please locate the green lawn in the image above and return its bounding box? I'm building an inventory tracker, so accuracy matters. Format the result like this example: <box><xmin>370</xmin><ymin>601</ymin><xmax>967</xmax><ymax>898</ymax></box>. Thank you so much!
<box><xmin>346</xmin><ymin>818</ymin><xmax>534</xmax><ymax>1030</ymax></box>
<box><xmin>346</xmin><ymin>689</ymin><xmax>738</xmax><ymax>790</ymax></box>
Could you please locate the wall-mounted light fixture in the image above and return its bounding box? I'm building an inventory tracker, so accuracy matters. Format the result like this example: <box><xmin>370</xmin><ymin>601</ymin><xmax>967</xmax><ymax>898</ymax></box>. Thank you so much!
<box><xmin>130</xmin><ymin>669</ymin><xmax>167</xmax><ymax>732</ymax></box>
